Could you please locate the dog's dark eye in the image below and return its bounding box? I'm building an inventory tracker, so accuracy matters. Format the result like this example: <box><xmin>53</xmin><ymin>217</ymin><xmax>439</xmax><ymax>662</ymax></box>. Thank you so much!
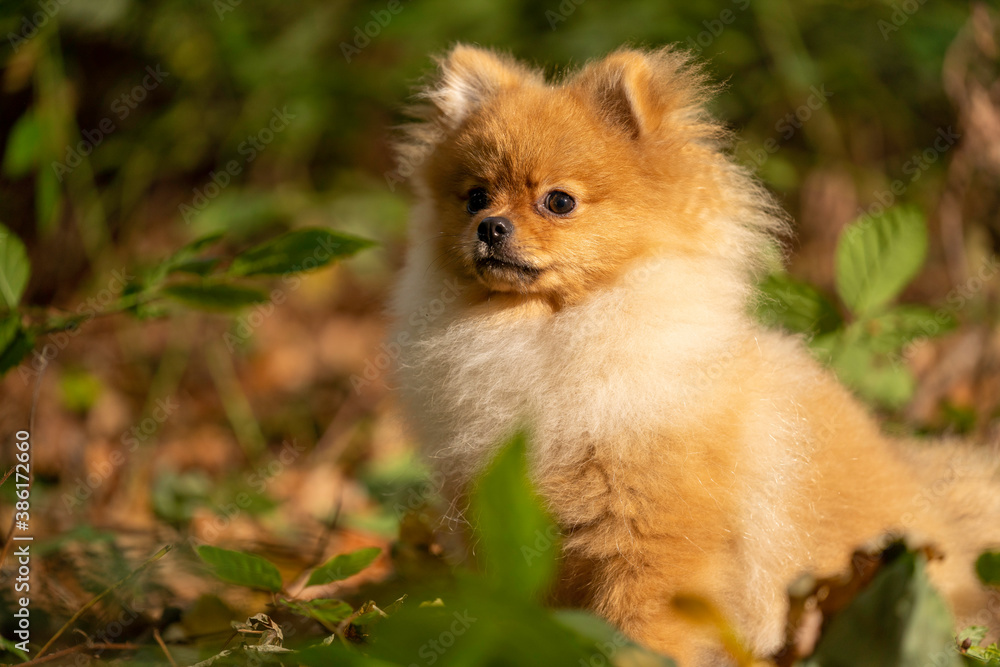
<box><xmin>545</xmin><ymin>191</ymin><xmax>576</xmax><ymax>215</ymax></box>
<box><xmin>467</xmin><ymin>188</ymin><xmax>490</xmax><ymax>214</ymax></box>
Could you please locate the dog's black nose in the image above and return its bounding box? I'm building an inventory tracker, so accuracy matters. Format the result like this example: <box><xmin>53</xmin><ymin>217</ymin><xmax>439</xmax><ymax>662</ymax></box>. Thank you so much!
<box><xmin>477</xmin><ymin>216</ymin><xmax>513</xmax><ymax>246</ymax></box>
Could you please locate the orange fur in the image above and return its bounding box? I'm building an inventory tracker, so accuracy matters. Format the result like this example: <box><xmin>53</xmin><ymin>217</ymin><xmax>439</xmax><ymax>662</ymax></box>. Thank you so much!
<box><xmin>390</xmin><ymin>45</ymin><xmax>1000</xmax><ymax>665</ymax></box>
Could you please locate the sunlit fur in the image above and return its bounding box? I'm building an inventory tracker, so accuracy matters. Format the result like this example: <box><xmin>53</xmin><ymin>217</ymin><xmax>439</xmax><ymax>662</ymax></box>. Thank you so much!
<box><xmin>390</xmin><ymin>45</ymin><xmax>1000</xmax><ymax>665</ymax></box>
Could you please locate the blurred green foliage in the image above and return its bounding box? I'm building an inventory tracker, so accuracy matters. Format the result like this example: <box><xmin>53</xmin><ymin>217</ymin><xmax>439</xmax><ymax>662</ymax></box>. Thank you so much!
<box><xmin>0</xmin><ymin>0</ymin><xmax>975</xmax><ymax>268</ymax></box>
<box><xmin>2</xmin><ymin>0</ymin><xmax>998</xmax><ymax>664</ymax></box>
<box><xmin>0</xmin><ymin>222</ymin><xmax>373</xmax><ymax>377</ymax></box>
<box><xmin>759</xmin><ymin>206</ymin><xmax>958</xmax><ymax>410</ymax></box>
<box><xmin>111</xmin><ymin>433</ymin><xmax>1000</xmax><ymax>665</ymax></box>
<box><xmin>185</xmin><ymin>432</ymin><xmax>679</xmax><ymax>667</ymax></box>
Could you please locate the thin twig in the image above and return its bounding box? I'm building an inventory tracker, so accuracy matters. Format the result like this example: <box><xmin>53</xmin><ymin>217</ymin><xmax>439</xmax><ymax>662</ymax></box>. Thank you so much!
<box><xmin>310</xmin><ymin>491</ymin><xmax>343</xmax><ymax>568</ymax></box>
<box><xmin>0</xmin><ymin>465</ymin><xmax>13</xmax><ymax>489</ymax></box>
<box><xmin>34</xmin><ymin>544</ymin><xmax>172</xmax><ymax>659</ymax></box>
<box><xmin>35</xmin><ymin>292</ymin><xmax>147</xmax><ymax>334</ymax></box>
<box><xmin>17</xmin><ymin>642</ymin><xmax>141</xmax><ymax>666</ymax></box>
<box><xmin>153</xmin><ymin>628</ymin><xmax>178</xmax><ymax>667</ymax></box>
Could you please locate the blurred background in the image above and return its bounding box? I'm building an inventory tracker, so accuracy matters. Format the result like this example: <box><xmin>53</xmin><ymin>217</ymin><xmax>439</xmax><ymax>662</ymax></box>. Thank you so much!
<box><xmin>1</xmin><ymin>0</ymin><xmax>999</xmax><ymax>661</ymax></box>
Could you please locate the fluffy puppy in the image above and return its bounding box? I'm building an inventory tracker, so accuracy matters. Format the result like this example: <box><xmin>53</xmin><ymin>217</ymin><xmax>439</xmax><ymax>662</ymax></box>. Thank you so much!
<box><xmin>389</xmin><ymin>44</ymin><xmax>1000</xmax><ymax>665</ymax></box>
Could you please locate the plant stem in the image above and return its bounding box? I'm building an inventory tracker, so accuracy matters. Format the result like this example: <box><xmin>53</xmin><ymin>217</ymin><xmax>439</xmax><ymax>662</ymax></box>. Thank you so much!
<box><xmin>35</xmin><ymin>291</ymin><xmax>154</xmax><ymax>334</ymax></box>
<box><xmin>34</xmin><ymin>545</ymin><xmax>172</xmax><ymax>659</ymax></box>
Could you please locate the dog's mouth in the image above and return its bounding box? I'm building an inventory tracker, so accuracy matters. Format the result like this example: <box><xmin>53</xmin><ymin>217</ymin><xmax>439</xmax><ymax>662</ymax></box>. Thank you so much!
<box><xmin>473</xmin><ymin>253</ymin><xmax>542</xmax><ymax>285</ymax></box>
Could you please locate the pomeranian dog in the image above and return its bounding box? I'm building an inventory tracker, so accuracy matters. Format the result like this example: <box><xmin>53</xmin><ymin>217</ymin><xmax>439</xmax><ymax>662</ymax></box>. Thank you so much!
<box><xmin>389</xmin><ymin>45</ymin><xmax>1000</xmax><ymax>664</ymax></box>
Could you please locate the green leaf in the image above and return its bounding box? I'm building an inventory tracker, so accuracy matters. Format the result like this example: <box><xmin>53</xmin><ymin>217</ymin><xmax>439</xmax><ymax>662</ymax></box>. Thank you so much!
<box><xmin>757</xmin><ymin>273</ymin><xmax>842</xmax><ymax>335</ymax></box>
<box><xmin>306</xmin><ymin>547</ymin><xmax>381</xmax><ymax>587</ymax></box>
<box><xmin>0</xmin><ymin>223</ymin><xmax>30</xmax><ymax>312</ymax></box>
<box><xmin>0</xmin><ymin>316</ymin><xmax>34</xmax><ymax>378</ymax></box>
<box><xmin>959</xmin><ymin>625</ymin><xmax>989</xmax><ymax>648</ymax></box>
<box><xmin>829</xmin><ymin>340</ymin><xmax>916</xmax><ymax>409</ymax></box>
<box><xmin>279</xmin><ymin>598</ymin><xmax>354</xmax><ymax>627</ymax></box>
<box><xmin>164</xmin><ymin>232</ymin><xmax>225</xmax><ymax>271</ymax></box>
<box><xmin>836</xmin><ymin>206</ymin><xmax>928</xmax><ymax>318</ymax></box>
<box><xmin>554</xmin><ymin>609</ymin><xmax>678</xmax><ymax>666</ymax></box>
<box><xmin>470</xmin><ymin>430</ymin><xmax>559</xmax><ymax>601</ymax></box>
<box><xmin>196</xmin><ymin>545</ymin><xmax>283</xmax><ymax>592</ymax></box>
<box><xmin>148</xmin><ymin>233</ymin><xmax>225</xmax><ymax>285</ymax></box>
<box><xmin>297</xmin><ymin>643</ymin><xmax>403</xmax><ymax>667</ymax></box>
<box><xmin>228</xmin><ymin>228</ymin><xmax>375</xmax><ymax>277</ymax></box>
<box><xmin>976</xmin><ymin>551</ymin><xmax>1000</xmax><ymax>587</ymax></box>
<box><xmin>366</xmin><ymin>577</ymin><xmax>596</xmax><ymax>666</ymax></box>
<box><xmin>161</xmin><ymin>281</ymin><xmax>267</xmax><ymax>311</ymax></box>
<box><xmin>152</xmin><ymin>471</ymin><xmax>211</xmax><ymax>523</ymax></box>
<box><xmin>865</xmin><ymin>305</ymin><xmax>957</xmax><ymax>354</ymax></box>
<box><xmin>0</xmin><ymin>634</ymin><xmax>30</xmax><ymax>661</ymax></box>
<box><xmin>170</xmin><ymin>258</ymin><xmax>221</xmax><ymax>276</ymax></box>
<box><xmin>804</xmin><ymin>545</ymin><xmax>962</xmax><ymax>667</ymax></box>
<box><xmin>122</xmin><ymin>281</ymin><xmax>169</xmax><ymax>320</ymax></box>
<box><xmin>177</xmin><ymin>232</ymin><xmax>226</xmax><ymax>256</ymax></box>
<box><xmin>58</xmin><ymin>369</ymin><xmax>104</xmax><ymax>413</ymax></box>
<box><xmin>3</xmin><ymin>110</ymin><xmax>41</xmax><ymax>177</ymax></box>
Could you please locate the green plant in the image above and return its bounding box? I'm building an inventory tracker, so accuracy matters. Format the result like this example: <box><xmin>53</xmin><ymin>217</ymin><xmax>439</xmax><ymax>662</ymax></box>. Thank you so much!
<box><xmin>182</xmin><ymin>432</ymin><xmax>1000</xmax><ymax>666</ymax></box>
<box><xmin>0</xmin><ymin>223</ymin><xmax>374</xmax><ymax>380</ymax></box>
<box><xmin>758</xmin><ymin>205</ymin><xmax>956</xmax><ymax>410</ymax></box>
<box><xmin>182</xmin><ymin>543</ymin><xmax>393</xmax><ymax>663</ymax></box>
<box><xmin>186</xmin><ymin>432</ymin><xmax>677</xmax><ymax>666</ymax></box>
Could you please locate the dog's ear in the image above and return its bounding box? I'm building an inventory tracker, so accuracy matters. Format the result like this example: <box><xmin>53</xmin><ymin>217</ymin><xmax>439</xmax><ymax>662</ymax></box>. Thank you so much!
<box><xmin>423</xmin><ymin>44</ymin><xmax>537</xmax><ymax>128</ymax></box>
<box><xmin>574</xmin><ymin>49</ymin><xmax>709</xmax><ymax>140</ymax></box>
